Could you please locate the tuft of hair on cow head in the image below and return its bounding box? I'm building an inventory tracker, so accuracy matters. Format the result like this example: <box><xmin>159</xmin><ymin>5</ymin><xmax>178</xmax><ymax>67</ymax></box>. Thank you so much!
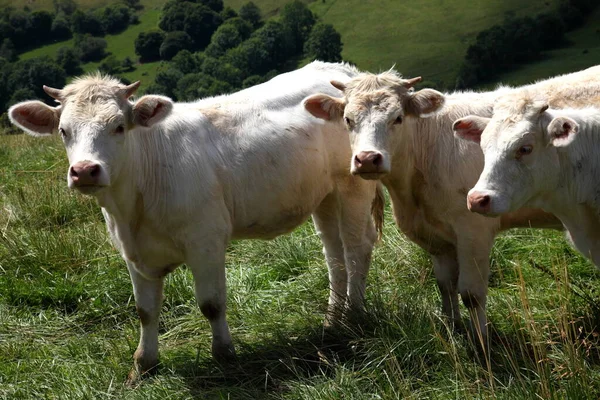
<box><xmin>404</xmin><ymin>88</ymin><xmax>445</xmax><ymax>117</ymax></box>
<box><xmin>8</xmin><ymin>101</ymin><xmax>61</xmax><ymax>136</ymax></box>
<box><xmin>132</xmin><ymin>95</ymin><xmax>174</xmax><ymax>128</ymax></box>
<box><xmin>453</xmin><ymin>115</ymin><xmax>491</xmax><ymax>144</ymax></box>
<box><xmin>303</xmin><ymin>94</ymin><xmax>346</xmax><ymax>121</ymax></box>
<box><xmin>547</xmin><ymin>116</ymin><xmax>579</xmax><ymax>148</ymax></box>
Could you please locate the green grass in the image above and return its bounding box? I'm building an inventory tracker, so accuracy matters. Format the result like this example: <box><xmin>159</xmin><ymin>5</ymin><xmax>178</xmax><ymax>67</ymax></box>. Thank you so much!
<box><xmin>2</xmin><ymin>134</ymin><xmax>600</xmax><ymax>398</ymax></box>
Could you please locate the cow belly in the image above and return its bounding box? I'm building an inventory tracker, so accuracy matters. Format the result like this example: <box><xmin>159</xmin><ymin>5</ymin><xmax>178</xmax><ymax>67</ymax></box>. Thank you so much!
<box><xmin>135</xmin><ymin>224</ymin><xmax>185</xmax><ymax>270</ymax></box>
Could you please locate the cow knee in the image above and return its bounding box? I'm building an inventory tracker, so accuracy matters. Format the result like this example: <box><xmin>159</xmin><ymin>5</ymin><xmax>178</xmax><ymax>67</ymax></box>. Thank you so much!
<box><xmin>200</xmin><ymin>299</ymin><xmax>224</xmax><ymax>321</ymax></box>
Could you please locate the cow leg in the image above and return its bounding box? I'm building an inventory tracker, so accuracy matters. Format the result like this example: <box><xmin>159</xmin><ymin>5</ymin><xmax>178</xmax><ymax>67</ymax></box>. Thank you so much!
<box><xmin>456</xmin><ymin>231</ymin><xmax>494</xmax><ymax>352</ymax></box>
<box><xmin>338</xmin><ymin>184</ymin><xmax>378</xmax><ymax>313</ymax></box>
<box><xmin>312</xmin><ymin>193</ymin><xmax>347</xmax><ymax>325</ymax></box>
<box><xmin>126</xmin><ymin>261</ymin><xmax>165</xmax><ymax>385</ymax></box>
<box><xmin>187</xmin><ymin>240</ymin><xmax>235</xmax><ymax>363</ymax></box>
<box><xmin>432</xmin><ymin>250</ymin><xmax>462</xmax><ymax>330</ymax></box>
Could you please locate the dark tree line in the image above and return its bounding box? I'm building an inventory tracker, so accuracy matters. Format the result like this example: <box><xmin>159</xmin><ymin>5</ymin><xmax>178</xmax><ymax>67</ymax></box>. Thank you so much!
<box><xmin>136</xmin><ymin>1</ymin><xmax>343</xmax><ymax>102</ymax></box>
<box><xmin>0</xmin><ymin>0</ymin><xmax>343</xmax><ymax>132</ymax></box>
<box><xmin>456</xmin><ymin>0</ymin><xmax>599</xmax><ymax>88</ymax></box>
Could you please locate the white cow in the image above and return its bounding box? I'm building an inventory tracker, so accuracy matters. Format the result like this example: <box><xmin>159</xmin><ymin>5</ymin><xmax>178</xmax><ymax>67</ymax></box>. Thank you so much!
<box><xmin>8</xmin><ymin>61</ymin><xmax>383</xmax><ymax>383</ymax></box>
<box><xmin>303</xmin><ymin>65</ymin><xmax>600</xmax><ymax>348</ymax></box>
<box><xmin>456</xmin><ymin>94</ymin><xmax>600</xmax><ymax>266</ymax></box>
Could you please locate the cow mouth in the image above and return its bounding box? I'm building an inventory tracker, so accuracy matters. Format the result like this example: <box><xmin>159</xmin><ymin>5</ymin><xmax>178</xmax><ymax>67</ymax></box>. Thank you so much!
<box><xmin>73</xmin><ymin>184</ymin><xmax>106</xmax><ymax>194</ymax></box>
<box><xmin>352</xmin><ymin>171</ymin><xmax>387</xmax><ymax>180</ymax></box>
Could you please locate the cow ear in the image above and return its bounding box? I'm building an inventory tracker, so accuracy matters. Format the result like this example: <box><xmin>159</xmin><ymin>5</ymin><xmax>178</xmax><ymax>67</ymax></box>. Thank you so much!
<box><xmin>547</xmin><ymin>116</ymin><xmax>578</xmax><ymax>148</ymax></box>
<box><xmin>304</xmin><ymin>94</ymin><xmax>345</xmax><ymax>121</ymax></box>
<box><xmin>404</xmin><ymin>88</ymin><xmax>445</xmax><ymax>117</ymax></box>
<box><xmin>453</xmin><ymin>115</ymin><xmax>490</xmax><ymax>144</ymax></box>
<box><xmin>132</xmin><ymin>95</ymin><xmax>173</xmax><ymax>127</ymax></box>
<box><xmin>9</xmin><ymin>101</ymin><xmax>60</xmax><ymax>136</ymax></box>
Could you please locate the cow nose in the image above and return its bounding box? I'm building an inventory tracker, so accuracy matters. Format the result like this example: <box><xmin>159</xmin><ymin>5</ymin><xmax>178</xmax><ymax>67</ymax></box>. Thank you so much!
<box><xmin>353</xmin><ymin>151</ymin><xmax>383</xmax><ymax>172</ymax></box>
<box><xmin>70</xmin><ymin>161</ymin><xmax>101</xmax><ymax>186</ymax></box>
<box><xmin>467</xmin><ymin>191</ymin><xmax>491</xmax><ymax>214</ymax></box>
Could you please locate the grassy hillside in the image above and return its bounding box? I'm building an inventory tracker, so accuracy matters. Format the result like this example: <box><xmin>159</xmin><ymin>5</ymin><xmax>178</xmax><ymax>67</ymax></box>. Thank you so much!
<box><xmin>491</xmin><ymin>6</ymin><xmax>600</xmax><ymax>87</ymax></box>
<box><xmin>11</xmin><ymin>0</ymin><xmax>578</xmax><ymax>89</ymax></box>
<box><xmin>308</xmin><ymin>0</ymin><xmax>560</xmax><ymax>87</ymax></box>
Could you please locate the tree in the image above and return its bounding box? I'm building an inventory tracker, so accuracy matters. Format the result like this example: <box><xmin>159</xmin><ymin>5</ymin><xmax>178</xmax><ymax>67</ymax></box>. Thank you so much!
<box><xmin>305</xmin><ymin>23</ymin><xmax>342</xmax><ymax>62</ymax></box>
<box><xmin>99</xmin><ymin>55</ymin><xmax>122</xmax><ymax>75</ymax></box>
<box><xmin>121</xmin><ymin>57</ymin><xmax>135</xmax><ymax>72</ymax></box>
<box><xmin>205</xmin><ymin>23</ymin><xmax>242</xmax><ymax>57</ymax></box>
<box><xmin>99</xmin><ymin>4</ymin><xmax>132</xmax><ymax>34</ymax></box>
<box><xmin>56</xmin><ymin>46</ymin><xmax>82</xmax><ymax>75</ymax></box>
<box><xmin>159</xmin><ymin>1</ymin><xmax>188</xmax><ymax>32</ymax></box>
<box><xmin>238</xmin><ymin>2</ymin><xmax>261</xmax><ymax>29</ymax></box>
<box><xmin>200</xmin><ymin>0</ymin><xmax>224</xmax><ymax>13</ymax></box>
<box><xmin>5</xmin><ymin>57</ymin><xmax>66</xmax><ymax>109</ymax></box>
<box><xmin>121</xmin><ymin>0</ymin><xmax>143</xmax><ymax>11</ymax></box>
<box><xmin>155</xmin><ymin>68</ymin><xmax>183</xmax><ymax>99</ymax></box>
<box><xmin>30</xmin><ymin>11</ymin><xmax>53</xmax><ymax>38</ymax></box>
<box><xmin>225</xmin><ymin>37</ymin><xmax>270</xmax><ymax>76</ymax></box>
<box><xmin>135</xmin><ymin>30</ymin><xmax>166</xmax><ymax>62</ymax></box>
<box><xmin>252</xmin><ymin>20</ymin><xmax>293</xmax><ymax>66</ymax></box>
<box><xmin>74</xmin><ymin>34</ymin><xmax>107</xmax><ymax>62</ymax></box>
<box><xmin>171</xmin><ymin>50</ymin><xmax>199</xmax><ymax>74</ymax></box>
<box><xmin>221</xmin><ymin>6</ymin><xmax>237</xmax><ymax>21</ymax></box>
<box><xmin>280</xmin><ymin>1</ymin><xmax>316</xmax><ymax>51</ymax></box>
<box><xmin>71</xmin><ymin>10</ymin><xmax>104</xmax><ymax>36</ymax></box>
<box><xmin>160</xmin><ymin>31</ymin><xmax>194</xmax><ymax>60</ymax></box>
<box><xmin>0</xmin><ymin>39</ymin><xmax>16</xmax><ymax>62</ymax></box>
<box><xmin>51</xmin><ymin>12</ymin><xmax>72</xmax><ymax>40</ymax></box>
<box><xmin>201</xmin><ymin>56</ymin><xmax>243</xmax><ymax>87</ymax></box>
<box><xmin>183</xmin><ymin>3</ymin><xmax>223</xmax><ymax>49</ymax></box>
<box><xmin>53</xmin><ymin>0</ymin><xmax>77</xmax><ymax>15</ymax></box>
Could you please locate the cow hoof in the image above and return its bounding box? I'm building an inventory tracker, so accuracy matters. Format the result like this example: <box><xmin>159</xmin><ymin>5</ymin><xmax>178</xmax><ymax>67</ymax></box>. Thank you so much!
<box><xmin>212</xmin><ymin>342</ymin><xmax>237</xmax><ymax>364</ymax></box>
<box><xmin>125</xmin><ymin>359</ymin><xmax>159</xmax><ymax>387</ymax></box>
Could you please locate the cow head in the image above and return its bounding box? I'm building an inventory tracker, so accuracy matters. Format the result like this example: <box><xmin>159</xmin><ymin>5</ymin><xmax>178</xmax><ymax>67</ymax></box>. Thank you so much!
<box><xmin>304</xmin><ymin>71</ymin><xmax>445</xmax><ymax>179</ymax></box>
<box><xmin>9</xmin><ymin>74</ymin><xmax>173</xmax><ymax>195</ymax></box>
<box><xmin>454</xmin><ymin>94</ymin><xmax>576</xmax><ymax>216</ymax></box>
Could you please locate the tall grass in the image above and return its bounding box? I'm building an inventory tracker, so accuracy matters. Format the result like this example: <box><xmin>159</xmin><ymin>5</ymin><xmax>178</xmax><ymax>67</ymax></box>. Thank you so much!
<box><xmin>2</xmin><ymin>134</ymin><xmax>600</xmax><ymax>398</ymax></box>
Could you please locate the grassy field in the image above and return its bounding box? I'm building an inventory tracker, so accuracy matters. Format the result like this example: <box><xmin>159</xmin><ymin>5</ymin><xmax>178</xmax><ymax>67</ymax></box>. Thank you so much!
<box><xmin>2</xmin><ymin>130</ymin><xmax>600</xmax><ymax>398</ymax></box>
<box><xmin>492</xmin><ymin>6</ymin><xmax>600</xmax><ymax>87</ymax></box>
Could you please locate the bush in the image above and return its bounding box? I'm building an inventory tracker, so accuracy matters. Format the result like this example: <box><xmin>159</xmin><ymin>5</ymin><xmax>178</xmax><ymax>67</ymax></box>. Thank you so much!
<box><xmin>280</xmin><ymin>0</ymin><xmax>316</xmax><ymax>51</ymax></box>
<box><xmin>239</xmin><ymin>2</ymin><xmax>261</xmax><ymax>29</ymax></box>
<box><xmin>160</xmin><ymin>1</ymin><xmax>222</xmax><ymax>50</ymax></box>
<box><xmin>74</xmin><ymin>34</ymin><xmax>107</xmax><ymax>62</ymax></box>
<box><xmin>135</xmin><ymin>30</ymin><xmax>166</xmax><ymax>62</ymax></box>
<box><xmin>170</xmin><ymin>50</ymin><xmax>199</xmax><ymax>74</ymax></box>
<box><xmin>51</xmin><ymin>12</ymin><xmax>72</xmax><ymax>40</ymax></box>
<box><xmin>305</xmin><ymin>23</ymin><xmax>343</xmax><ymax>62</ymax></box>
<box><xmin>205</xmin><ymin>23</ymin><xmax>243</xmax><ymax>57</ymax></box>
<box><xmin>0</xmin><ymin>39</ymin><xmax>16</xmax><ymax>62</ymax></box>
<box><xmin>71</xmin><ymin>10</ymin><xmax>103</xmax><ymax>36</ymax></box>
<box><xmin>99</xmin><ymin>4</ymin><xmax>132</xmax><ymax>34</ymax></box>
<box><xmin>160</xmin><ymin>31</ymin><xmax>194</xmax><ymax>60</ymax></box>
<box><xmin>56</xmin><ymin>46</ymin><xmax>82</xmax><ymax>75</ymax></box>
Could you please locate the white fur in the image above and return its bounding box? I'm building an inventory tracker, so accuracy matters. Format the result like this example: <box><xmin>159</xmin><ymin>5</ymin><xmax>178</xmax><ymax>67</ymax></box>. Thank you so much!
<box><xmin>9</xmin><ymin>61</ymin><xmax>380</xmax><ymax>381</ymax></box>
<box><xmin>307</xmin><ymin>64</ymin><xmax>600</xmax><ymax>345</ymax></box>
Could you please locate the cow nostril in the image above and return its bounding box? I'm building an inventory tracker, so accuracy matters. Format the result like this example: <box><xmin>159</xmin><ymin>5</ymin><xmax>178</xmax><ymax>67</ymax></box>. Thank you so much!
<box><xmin>90</xmin><ymin>165</ymin><xmax>100</xmax><ymax>178</ymax></box>
<box><xmin>372</xmin><ymin>154</ymin><xmax>382</xmax><ymax>166</ymax></box>
<box><xmin>70</xmin><ymin>166</ymin><xmax>78</xmax><ymax>177</ymax></box>
<box><xmin>479</xmin><ymin>195</ymin><xmax>490</xmax><ymax>208</ymax></box>
<box><xmin>354</xmin><ymin>155</ymin><xmax>362</xmax><ymax>166</ymax></box>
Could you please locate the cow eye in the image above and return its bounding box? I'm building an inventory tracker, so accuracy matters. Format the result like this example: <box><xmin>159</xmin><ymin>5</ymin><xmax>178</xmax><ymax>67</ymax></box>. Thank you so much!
<box><xmin>59</xmin><ymin>127</ymin><xmax>67</xmax><ymax>138</ymax></box>
<box><xmin>114</xmin><ymin>125</ymin><xmax>125</xmax><ymax>135</ymax></box>
<box><xmin>394</xmin><ymin>115</ymin><xmax>403</xmax><ymax>124</ymax></box>
<box><xmin>344</xmin><ymin>117</ymin><xmax>354</xmax><ymax>127</ymax></box>
<box><xmin>516</xmin><ymin>145</ymin><xmax>533</xmax><ymax>158</ymax></box>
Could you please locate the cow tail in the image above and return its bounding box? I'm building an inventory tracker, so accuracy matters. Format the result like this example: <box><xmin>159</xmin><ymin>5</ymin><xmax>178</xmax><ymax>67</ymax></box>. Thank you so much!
<box><xmin>371</xmin><ymin>182</ymin><xmax>385</xmax><ymax>242</ymax></box>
